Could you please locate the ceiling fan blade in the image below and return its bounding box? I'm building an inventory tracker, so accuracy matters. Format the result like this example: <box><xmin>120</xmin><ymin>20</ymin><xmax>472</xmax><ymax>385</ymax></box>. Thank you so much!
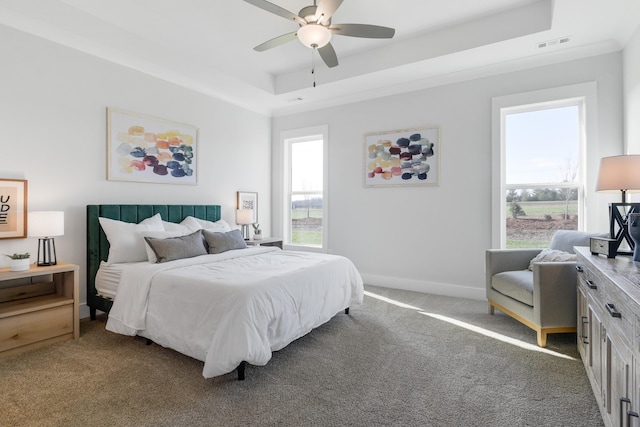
<box><xmin>315</xmin><ymin>0</ymin><xmax>343</xmax><ymax>24</ymax></box>
<box><xmin>254</xmin><ymin>31</ymin><xmax>298</xmax><ymax>52</ymax></box>
<box><xmin>330</xmin><ymin>23</ymin><xmax>395</xmax><ymax>39</ymax></box>
<box><xmin>318</xmin><ymin>42</ymin><xmax>339</xmax><ymax>68</ymax></box>
<box><xmin>244</xmin><ymin>0</ymin><xmax>306</xmax><ymax>25</ymax></box>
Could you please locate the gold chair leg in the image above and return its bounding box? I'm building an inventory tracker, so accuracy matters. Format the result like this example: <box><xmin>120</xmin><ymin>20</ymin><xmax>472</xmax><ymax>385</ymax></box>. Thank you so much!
<box><xmin>488</xmin><ymin>303</ymin><xmax>495</xmax><ymax>315</ymax></box>
<box><xmin>537</xmin><ymin>330</ymin><xmax>547</xmax><ymax>348</ymax></box>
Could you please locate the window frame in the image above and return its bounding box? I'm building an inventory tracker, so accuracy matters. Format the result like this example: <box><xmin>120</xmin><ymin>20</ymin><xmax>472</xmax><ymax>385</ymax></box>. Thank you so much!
<box><xmin>491</xmin><ymin>83</ymin><xmax>596</xmax><ymax>248</ymax></box>
<box><xmin>281</xmin><ymin>125</ymin><xmax>329</xmax><ymax>253</ymax></box>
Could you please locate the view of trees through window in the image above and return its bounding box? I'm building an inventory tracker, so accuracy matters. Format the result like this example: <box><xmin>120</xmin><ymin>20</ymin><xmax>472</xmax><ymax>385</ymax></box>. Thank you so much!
<box><xmin>506</xmin><ymin>186</ymin><xmax>579</xmax><ymax>248</ymax></box>
<box><xmin>504</xmin><ymin>104</ymin><xmax>582</xmax><ymax>248</ymax></box>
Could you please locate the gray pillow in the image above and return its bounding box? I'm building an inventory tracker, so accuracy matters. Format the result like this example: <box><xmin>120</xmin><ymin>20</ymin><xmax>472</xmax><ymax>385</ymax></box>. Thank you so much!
<box><xmin>144</xmin><ymin>230</ymin><xmax>207</xmax><ymax>263</ymax></box>
<box><xmin>203</xmin><ymin>229</ymin><xmax>247</xmax><ymax>254</ymax></box>
<box><xmin>549</xmin><ymin>230</ymin><xmax>608</xmax><ymax>254</ymax></box>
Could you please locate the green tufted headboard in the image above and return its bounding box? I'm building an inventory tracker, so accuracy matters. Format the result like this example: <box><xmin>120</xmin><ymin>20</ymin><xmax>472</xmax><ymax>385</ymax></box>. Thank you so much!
<box><xmin>86</xmin><ymin>204</ymin><xmax>221</xmax><ymax>318</ymax></box>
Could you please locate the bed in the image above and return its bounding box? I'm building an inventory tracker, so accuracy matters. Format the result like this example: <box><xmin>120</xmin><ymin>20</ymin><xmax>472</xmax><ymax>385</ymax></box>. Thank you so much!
<box><xmin>86</xmin><ymin>204</ymin><xmax>364</xmax><ymax>380</ymax></box>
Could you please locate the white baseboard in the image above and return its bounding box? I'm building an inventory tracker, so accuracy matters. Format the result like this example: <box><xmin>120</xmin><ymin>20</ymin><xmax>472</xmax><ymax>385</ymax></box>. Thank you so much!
<box><xmin>361</xmin><ymin>273</ymin><xmax>486</xmax><ymax>301</ymax></box>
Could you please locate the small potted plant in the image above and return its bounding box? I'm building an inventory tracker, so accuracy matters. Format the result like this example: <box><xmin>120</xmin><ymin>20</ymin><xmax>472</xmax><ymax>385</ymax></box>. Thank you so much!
<box><xmin>5</xmin><ymin>252</ymin><xmax>31</xmax><ymax>272</ymax></box>
<box><xmin>252</xmin><ymin>223</ymin><xmax>262</xmax><ymax>240</ymax></box>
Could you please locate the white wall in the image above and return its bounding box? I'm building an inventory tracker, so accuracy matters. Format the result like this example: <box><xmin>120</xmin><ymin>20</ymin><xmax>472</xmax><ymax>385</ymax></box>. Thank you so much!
<box><xmin>272</xmin><ymin>53</ymin><xmax>623</xmax><ymax>300</ymax></box>
<box><xmin>0</xmin><ymin>25</ymin><xmax>271</xmax><ymax>317</ymax></box>
<box><xmin>624</xmin><ymin>24</ymin><xmax>640</xmax><ymax>155</ymax></box>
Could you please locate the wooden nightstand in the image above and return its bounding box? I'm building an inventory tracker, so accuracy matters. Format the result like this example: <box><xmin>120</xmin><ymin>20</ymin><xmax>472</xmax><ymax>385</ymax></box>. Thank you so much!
<box><xmin>0</xmin><ymin>262</ymin><xmax>79</xmax><ymax>357</ymax></box>
<box><xmin>246</xmin><ymin>237</ymin><xmax>283</xmax><ymax>250</ymax></box>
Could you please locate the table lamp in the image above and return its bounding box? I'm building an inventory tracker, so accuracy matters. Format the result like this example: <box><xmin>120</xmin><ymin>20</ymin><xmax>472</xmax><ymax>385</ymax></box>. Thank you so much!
<box><xmin>28</xmin><ymin>211</ymin><xmax>64</xmax><ymax>266</ymax></box>
<box><xmin>596</xmin><ymin>154</ymin><xmax>640</xmax><ymax>254</ymax></box>
<box><xmin>236</xmin><ymin>209</ymin><xmax>253</xmax><ymax>240</ymax></box>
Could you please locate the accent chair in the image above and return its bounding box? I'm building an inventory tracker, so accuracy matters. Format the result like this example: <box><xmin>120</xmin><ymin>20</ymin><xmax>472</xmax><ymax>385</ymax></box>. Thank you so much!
<box><xmin>486</xmin><ymin>230</ymin><xmax>604</xmax><ymax>347</ymax></box>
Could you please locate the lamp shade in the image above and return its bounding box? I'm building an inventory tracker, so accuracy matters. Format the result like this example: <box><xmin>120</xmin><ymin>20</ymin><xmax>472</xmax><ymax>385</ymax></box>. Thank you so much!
<box><xmin>297</xmin><ymin>24</ymin><xmax>332</xmax><ymax>49</ymax></box>
<box><xmin>596</xmin><ymin>155</ymin><xmax>640</xmax><ymax>193</ymax></box>
<box><xmin>236</xmin><ymin>209</ymin><xmax>253</xmax><ymax>225</ymax></box>
<box><xmin>28</xmin><ymin>211</ymin><xmax>65</xmax><ymax>237</ymax></box>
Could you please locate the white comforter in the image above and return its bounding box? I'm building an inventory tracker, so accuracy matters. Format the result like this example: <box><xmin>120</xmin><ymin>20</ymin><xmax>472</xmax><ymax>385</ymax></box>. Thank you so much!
<box><xmin>105</xmin><ymin>246</ymin><xmax>364</xmax><ymax>378</ymax></box>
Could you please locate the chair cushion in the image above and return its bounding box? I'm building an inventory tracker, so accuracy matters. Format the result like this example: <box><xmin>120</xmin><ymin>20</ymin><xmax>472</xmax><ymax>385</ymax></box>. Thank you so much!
<box><xmin>491</xmin><ymin>270</ymin><xmax>534</xmax><ymax>307</ymax></box>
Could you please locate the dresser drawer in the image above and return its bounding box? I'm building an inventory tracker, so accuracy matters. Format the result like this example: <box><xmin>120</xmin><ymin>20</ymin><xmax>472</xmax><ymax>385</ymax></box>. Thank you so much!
<box><xmin>576</xmin><ymin>263</ymin><xmax>604</xmax><ymax>306</ymax></box>
<box><xmin>603</xmin><ymin>277</ymin><xmax>635</xmax><ymax>340</ymax></box>
<box><xmin>0</xmin><ymin>304</ymin><xmax>73</xmax><ymax>353</ymax></box>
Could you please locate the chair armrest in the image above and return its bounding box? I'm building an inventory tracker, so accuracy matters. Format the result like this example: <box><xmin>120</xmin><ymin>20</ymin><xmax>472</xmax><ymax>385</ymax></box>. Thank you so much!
<box><xmin>486</xmin><ymin>249</ymin><xmax>542</xmax><ymax>297</ymax></box>
<box><xmin>532</xmin><ymin>261</ymin><xmax>578</xmax><ymax>326</ymax></box>
<box><xmin>486</xmin><ymin>249</ymin><xmax>542</xmax><ymax>276</ymax></box>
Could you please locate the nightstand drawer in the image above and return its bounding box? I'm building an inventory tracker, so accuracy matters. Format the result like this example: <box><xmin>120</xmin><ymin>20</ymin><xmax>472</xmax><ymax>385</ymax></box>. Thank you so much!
<box><xmin>0</xmin><ymin>304</ymin><xmax>73</xmax><ymax>353</ymax></box>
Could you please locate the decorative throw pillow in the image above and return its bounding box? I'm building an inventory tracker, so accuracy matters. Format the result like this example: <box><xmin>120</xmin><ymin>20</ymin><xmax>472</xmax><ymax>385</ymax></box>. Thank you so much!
<box><xmin>549</xmin><ymin>230</ymin><xmax>608</xmax><ymax>254</ymax></box>
<box><xmin>202</xmin><ymin>229</ymin><xmax>247</xmax><ymax>254</ymax></box>
<box><xmin>144</xmin><ymin>230</ymin><xmax>208</xmax><ymax>263</ymax></box>
<box><xmin>528</xmin><ymin>248</ymin><xmax>577</xmax><ymax>271</ymax></box>
<box><xmin>141</xmin><ymin>230</ymin><xmax>188</xmax><ymax>263</ymax></box>
<box><xmin>99</xmin><ymin>213</ymin><xmax>164</xmax><ymax>264</ymax></box>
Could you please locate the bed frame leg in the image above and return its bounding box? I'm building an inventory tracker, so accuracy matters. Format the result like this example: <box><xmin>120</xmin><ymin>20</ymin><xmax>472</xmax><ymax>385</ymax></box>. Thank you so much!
<box><xmin>90</xmin><ymin>308</ymin><xmax>96</xmax><ymax>321</ymax></box>
<box><xmin>237</xmin><ymin>361</ymin><xmax>246</xmax><ymax>381</ymax></box>
<box><xmin>345</xmin><ymin>307</ymin><xmax>350</xmax><ymax>315</ymax></box>
<box><xmin>146</xmin><ymin>338</ymin><xmax>153</xmax><ymax>346</ymax></box>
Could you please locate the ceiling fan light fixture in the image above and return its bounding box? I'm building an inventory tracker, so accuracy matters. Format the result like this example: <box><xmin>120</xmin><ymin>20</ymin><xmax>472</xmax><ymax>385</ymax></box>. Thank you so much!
<box><xmin>297</xmin><ymin>24</ymin><xmax>332</xmax><ymax>49</ymax></box>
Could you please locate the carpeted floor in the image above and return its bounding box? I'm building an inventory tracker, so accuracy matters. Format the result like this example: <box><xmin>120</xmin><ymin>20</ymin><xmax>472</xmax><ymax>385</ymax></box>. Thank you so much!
<box><xmin>0</xmin><ymin>285</ymin><xmax>603</xmax><ymax>427</ymax></box>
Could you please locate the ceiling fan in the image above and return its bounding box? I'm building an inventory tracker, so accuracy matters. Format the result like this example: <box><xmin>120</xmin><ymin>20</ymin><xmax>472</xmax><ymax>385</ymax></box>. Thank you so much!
<box><xmin>244</xmin><ymin>0</ymin><xmax>395</xmax><ymax>68</ymax></box>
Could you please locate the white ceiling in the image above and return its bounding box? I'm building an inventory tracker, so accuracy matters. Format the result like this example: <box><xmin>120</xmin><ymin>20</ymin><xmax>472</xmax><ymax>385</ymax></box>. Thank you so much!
<box><xmin>2</xmin><ymin>0</ymin><xmax>640</xmax><ymax>116</ymax></box>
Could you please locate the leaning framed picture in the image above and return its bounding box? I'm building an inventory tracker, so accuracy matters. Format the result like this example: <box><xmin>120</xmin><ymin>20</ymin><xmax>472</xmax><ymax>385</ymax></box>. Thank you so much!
<box><xmin>107</xmin><ymin>107</ymin><xmax>199</xmax><ymax>185</ymax></box>
<box><xmin>0</xmin><ymin>178</ymin><xmax>28</xmax><ymax>239</ymax></box>
<box><xmin>363</xmin><ymin>126</ymin><xmax>439</xmax><ymax>187</ymax></box>
<box><xmin>237</xmin><ymin>191</ymin><xmax>258</xmax><ymax>223</ymax></box>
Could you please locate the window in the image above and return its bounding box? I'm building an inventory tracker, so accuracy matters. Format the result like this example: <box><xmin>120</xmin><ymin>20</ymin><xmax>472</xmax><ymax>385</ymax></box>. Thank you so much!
<box><xmin>492</xmin><ymin>83</ymin><xmax>595</xmax><ymax>249</ymax></box>
<box><xmin>283</xmin><ymin>125</ymin><xmax>328</xmax><ymax>251</ymax></box>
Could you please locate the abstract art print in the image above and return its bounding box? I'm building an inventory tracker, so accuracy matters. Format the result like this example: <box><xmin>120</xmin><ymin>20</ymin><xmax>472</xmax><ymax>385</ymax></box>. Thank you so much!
<box><xmin>107</xmin><ymin>108</ymin><xmax>198</xmax><ymax>184</ymax></box>
<box><xmin>363</xmin><ymin>126</ymin><xmax>439</xmax><ymax>187</ymax></box>
<box><xmin>0</xmin><ymin>178</ymin><xmax>27</xmax><ymax>239</ymax></box>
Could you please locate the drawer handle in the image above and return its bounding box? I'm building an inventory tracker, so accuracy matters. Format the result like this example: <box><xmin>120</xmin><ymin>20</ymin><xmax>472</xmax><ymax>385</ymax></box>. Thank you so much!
<box><xmin>606</xmin><ymin>303</ymin><xmax>622</xmax><ymax>318</ymax></box>
<box><xmin>621</xmin><ymin>397</ymin><xmax>631</xmax><ymax>427</ymax></box>
<box><xmin>628</xmin><ymin>410</ymin><xmax>639</xmax><ymax>427</ymax></box>
<box><xmin>586</xmin><ymin>280</ymin><xmax>597</xmax><ymax>290</ymax></box>
<box><xmin>581</xmin><ymin>316</ymin><xmax>589</xmax><ymax>344</ymax></box>
<box><xmin>575</xmin><ymin>265</ymin><xmax>584</xmax><ymax>273</ymax></box>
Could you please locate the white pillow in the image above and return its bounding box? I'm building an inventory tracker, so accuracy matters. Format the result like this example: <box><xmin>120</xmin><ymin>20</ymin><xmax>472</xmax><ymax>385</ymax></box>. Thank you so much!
<box><xmin>181</xmin><ymin>216</ymin><xmax>231</xmax><ymax>233</ymax></box>
<box><xmin>141</xmin><ymin>230</ymin><xmax>187</xmax><ymax>263</ymax></box>
<box><xmin>528</xmin><ymin>248</ymin><xmax>577</xmax><ymax>271</ymax></box>
<box><xmin>162</xmin><ymin>220</ymin><xmax>198</xmax><ymax>234</ymax></box>
<box><xmin>99</xmin><ymin>213</ymin><xmax>164</xmax><ymax>264</ymax></box>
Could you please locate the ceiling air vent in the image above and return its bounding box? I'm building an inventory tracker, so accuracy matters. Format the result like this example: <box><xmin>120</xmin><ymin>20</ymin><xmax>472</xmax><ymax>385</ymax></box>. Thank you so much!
<box><xmin>536</xmin><ymin>36</ymin><xmax>571</xmax><ymax>49</ymax></box>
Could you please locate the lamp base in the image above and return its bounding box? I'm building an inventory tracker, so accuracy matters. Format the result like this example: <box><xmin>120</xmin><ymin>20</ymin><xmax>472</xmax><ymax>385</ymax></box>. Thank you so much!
<box><xmin>36</xmin><ymin>237</ymin><xmax>57</xmax><ymax>266</ymax></box>
<box><xmin>240</xmin><ymin>224</ymin><xmax>250</xmax><ymax>240</ymax></box>
<box><xmin>609</xmin><ymin>203</ymin><xmax>640</xmax><ymax>256</ymax></box>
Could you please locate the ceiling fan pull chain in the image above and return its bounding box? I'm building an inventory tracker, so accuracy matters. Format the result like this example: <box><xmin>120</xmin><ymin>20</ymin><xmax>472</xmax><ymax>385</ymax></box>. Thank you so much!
<box><xmin>312</xmin><ymin>46</ymin><xmax>317</xmax><ymax>87</ymax></box>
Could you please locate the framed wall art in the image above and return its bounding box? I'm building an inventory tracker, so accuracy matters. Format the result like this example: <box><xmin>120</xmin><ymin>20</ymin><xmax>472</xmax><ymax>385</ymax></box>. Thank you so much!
<box><xmin>107</xmin><ymin>107</ymin><xmax>199</xmax><ymax>185</ymax></box>
<box><xmin>363</xmin><ymin>126</ymin><xmax>439</xmax><ymax>187</ymax></box>
<box><xmin>237</xmin><ymin>191</ymin><xmax>258</xmax><ymax>223</ymax></box>
<box><xmin>0</xmin><ymin>178</ymin><xmax>27</xmax><ymax>239</ymax></box>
